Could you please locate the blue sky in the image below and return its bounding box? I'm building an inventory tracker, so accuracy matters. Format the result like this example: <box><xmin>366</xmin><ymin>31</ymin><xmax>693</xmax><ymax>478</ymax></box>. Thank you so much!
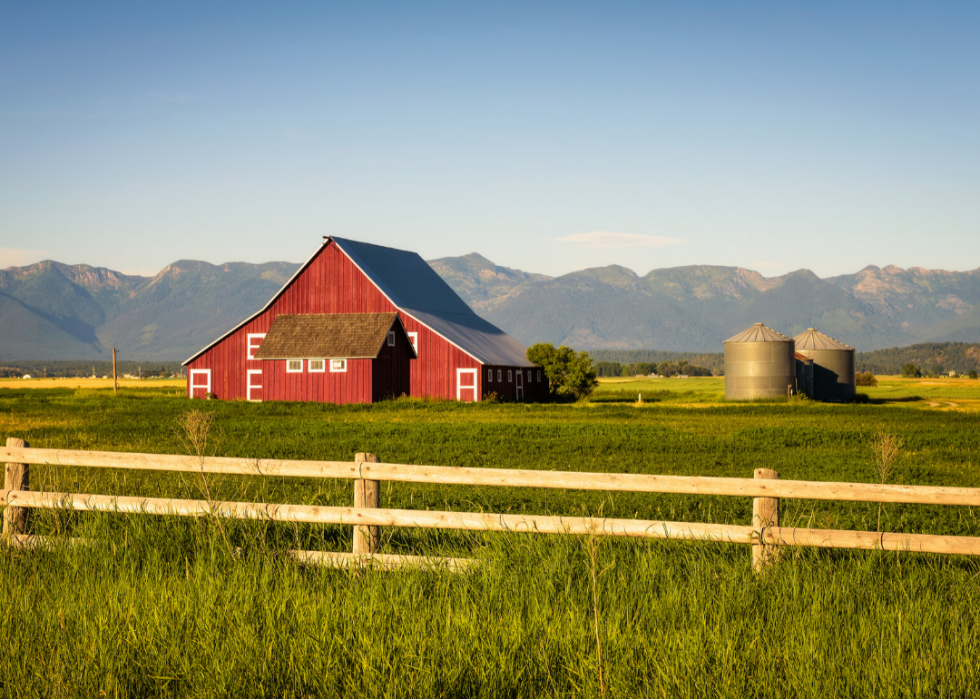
<box><xmin>1</xmin><ymin>2</ymin><xmax>977</xmax><ymax>278</ymax></box>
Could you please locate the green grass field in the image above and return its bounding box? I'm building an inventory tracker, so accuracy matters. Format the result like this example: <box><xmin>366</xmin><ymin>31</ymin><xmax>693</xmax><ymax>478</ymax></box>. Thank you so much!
<box><xmin>2</xmin><ymin>379</ymin><xmax>980</xmax><ymax>697</ymax></box>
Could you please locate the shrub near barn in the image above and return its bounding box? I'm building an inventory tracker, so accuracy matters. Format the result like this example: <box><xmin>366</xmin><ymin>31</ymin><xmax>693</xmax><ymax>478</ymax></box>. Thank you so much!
<box><xmin>526</xmin><ymin>343</ymin><xmax>598</xmax><ymax>399</ymax></box>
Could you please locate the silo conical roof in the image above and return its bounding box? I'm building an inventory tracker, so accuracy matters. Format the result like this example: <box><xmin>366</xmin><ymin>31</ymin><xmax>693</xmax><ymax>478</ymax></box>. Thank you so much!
<box><xmin>724</xmin><ymin>323</ymin><xmax>791</xmax><ymax>344</ymax></box>
<box><xmin>792</xmin><ymin>328</ymin><xmax>853</xmax><ymax>351</ymax></box>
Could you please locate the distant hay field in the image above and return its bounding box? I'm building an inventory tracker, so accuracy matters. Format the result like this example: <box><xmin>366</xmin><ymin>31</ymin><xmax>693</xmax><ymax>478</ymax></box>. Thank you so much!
<box><xmin>0</xmin><ymin>377</ymin><xmax>185</xmax><ymax>390</ymax></box>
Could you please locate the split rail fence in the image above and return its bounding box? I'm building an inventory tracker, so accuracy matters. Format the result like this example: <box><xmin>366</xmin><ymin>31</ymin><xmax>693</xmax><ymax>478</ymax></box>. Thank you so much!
<box><xmin>4</xmin><ymin>437</ymin><xmax>980</xmax><ymax>572</ymax></box>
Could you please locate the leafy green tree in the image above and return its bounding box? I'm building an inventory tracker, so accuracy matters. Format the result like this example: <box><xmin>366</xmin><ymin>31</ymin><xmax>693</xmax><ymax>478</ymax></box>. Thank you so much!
<box><xmin>526</xmin><ymin>343</ymin><xmax>598</xmax><ymax>399</ymax></box>
<box><xmin>855</xmin><ymin>371</ymin><xmax>878</xmax><ymax>387</ymax></box>
<box><xmin>901</xmin><ymin>363</ymin><xmax>922</xmax><ymax>378</ymax></box>
<box><xmin>969</xmin><ymin>370</ymin><xmax>978</xmax><ymax>380</ymax></box>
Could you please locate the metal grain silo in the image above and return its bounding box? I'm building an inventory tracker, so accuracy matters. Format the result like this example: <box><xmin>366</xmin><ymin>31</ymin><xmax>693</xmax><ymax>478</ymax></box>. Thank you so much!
<box><xmin>724</xmin><ymin>323</ymin><xmax>796</xmax><ymax>400</ymax></box>
<box><xmin>792</xmin><ymin>328</ymin><xmax>855</xmax><ymax>402</ymax></box>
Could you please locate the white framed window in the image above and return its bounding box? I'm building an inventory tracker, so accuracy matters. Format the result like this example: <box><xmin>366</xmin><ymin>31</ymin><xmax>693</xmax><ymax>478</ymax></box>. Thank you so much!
<box><xmin>247</xmin><ymin>333</ymin><xmax>266</xmax><ymax>360</ymax></box>
<box><xmin>189</xmin><ymin>369</ymin><xmax>211</xmax><ymax>399</ymax></box>
<box><xmin>488</xmin><ymin>368</ymin><xmax>493</xmax><ymax>382</ymax></box>
<box><xmin>247</xmin><ymin>369</ymin><xmax>262</xmax><ymax>402</ymax></box>
<box><xmin>497</xmin><ymin>370</ymin><xmax>502</xmax><ymax>382</ymax></box>
<box><xmin>387</xmin><ymin>331</ymin><xmax>395</xmax><ymax>346</ymax></box>
<box><xmin>527</xmin><ymin>370</ymin><xmax>531</xmax><ymax>382</ymax></box>
<box><xmin>330</xmin><ymin>358</ymin><xmax>347</xmax><ymax>373</ymax></box>
<box><xmin>287</xmin><ymin>359</ymin><xmax>303</xmax><ymax>373</ymax></box>
<box><xmin>407</xmin><ymin>332</ymin><xmax>418</xmax><ymax>354</ymax></box>
<box><xmin>309</xmin><ymin>359</ymin><xmax>325</xmax><ymax>373</ymax></box>
<box><xmin>508</xmin><ymin>370</ymin><xmax>513</xmax><ymax>382</ymax></box>
<box><xmin>537</xmin><ymin>370</ymin><xmax>542</xmax><ymax>382</ymax></box>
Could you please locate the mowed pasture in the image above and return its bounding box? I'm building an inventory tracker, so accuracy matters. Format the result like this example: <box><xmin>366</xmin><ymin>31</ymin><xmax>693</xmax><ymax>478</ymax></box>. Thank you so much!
<box><xmin>2</xmin><ymin>378</ymin><xmax>980</xmax><ymax>697</ymax></box>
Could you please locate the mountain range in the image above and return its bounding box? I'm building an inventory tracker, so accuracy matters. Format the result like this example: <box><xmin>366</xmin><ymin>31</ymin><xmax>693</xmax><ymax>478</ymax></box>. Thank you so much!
<box><xmin>2</xmin><ymin>253</ymin><xmax>979</xmax><ymax>360</ymax></box>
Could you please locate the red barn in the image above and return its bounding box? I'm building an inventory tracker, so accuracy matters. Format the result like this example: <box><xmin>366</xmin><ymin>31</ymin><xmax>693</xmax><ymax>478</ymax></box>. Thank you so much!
<box><xmin>182</xmin><ymin>237</ymin><xmax>545</xmax><ymax>403</ymax></box>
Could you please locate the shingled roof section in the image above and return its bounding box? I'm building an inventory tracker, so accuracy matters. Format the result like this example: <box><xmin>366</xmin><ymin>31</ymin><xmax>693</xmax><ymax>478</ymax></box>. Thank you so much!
<box><xmin>254</xmin><ymin>313</ymin><xmax>414</xmax><ymax>359</ymax></box>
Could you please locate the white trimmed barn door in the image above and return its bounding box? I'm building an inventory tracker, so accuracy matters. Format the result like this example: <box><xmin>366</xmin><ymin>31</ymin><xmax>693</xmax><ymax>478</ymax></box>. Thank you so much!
<box><xmin>456</xmin><ymin>368</ymin><xmax>478</xmax><ymax>402</ymax></box>
<box><xmin>190</xmin><ymin>369</ymin><xmax>211</xmax><ymax>399</ymax></box>
<box><xmin>247</xmin><ymin>369</ymin><xmax>263</xmax><ymax>402</ymax></box>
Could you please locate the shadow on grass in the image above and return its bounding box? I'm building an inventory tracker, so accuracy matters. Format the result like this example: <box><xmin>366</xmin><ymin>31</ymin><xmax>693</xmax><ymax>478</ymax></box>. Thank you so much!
<box><xmin>853</xmin><ymin>393</ymin><xmax>923</xmax><ymax>405</ymax></box>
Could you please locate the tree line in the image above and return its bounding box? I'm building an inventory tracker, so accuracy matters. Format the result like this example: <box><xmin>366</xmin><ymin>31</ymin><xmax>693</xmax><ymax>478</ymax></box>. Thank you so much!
<box><xmin>593</xmin><ymin>360</ymin><xmax>713</xmax><ymax>377</ymax></box>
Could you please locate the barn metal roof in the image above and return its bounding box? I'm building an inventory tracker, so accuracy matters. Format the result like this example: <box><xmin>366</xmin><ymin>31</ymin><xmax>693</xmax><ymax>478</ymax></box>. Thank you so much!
<box><xmin>792</xmin><ymin>328</ymin><xmax>854</xmax><ymax>351</ymax></box>
<box><xmin>332</xmin><ymin>237</ymin><xmax>535</xmax><ymax>367</ymax></box>
<box><xmin>254</xmin><ymin>313</ymin><xmax>416</xmax><ymax>360</ymax></box>
<box><xmin>724</xmin><ymin>323</ymin><xmax>793</xmax><ymax>344</ymax></box>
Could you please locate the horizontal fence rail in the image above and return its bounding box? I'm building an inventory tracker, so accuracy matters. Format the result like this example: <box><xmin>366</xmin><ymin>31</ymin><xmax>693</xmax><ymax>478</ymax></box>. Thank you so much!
<box><xmin>4</xmin><ymin>446</ymin><xmax>980</xmax><ymax>507</ymax></box>
<box><xmin>3</xmin><ymin>489</ymin><xmax>980</xmax><ymax>557</ymax></box>
<box><xmin>5</xmin><ymin>441</ymin><xmax>980</xmax><ymax>572</ymax></box>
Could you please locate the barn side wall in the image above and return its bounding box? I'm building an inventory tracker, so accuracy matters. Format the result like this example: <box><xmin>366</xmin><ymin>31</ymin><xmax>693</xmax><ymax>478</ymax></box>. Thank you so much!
<box><xmin>263</xmin><ymin>358</ymin><xmax>374</xmax><ymax>403</ymax></box>
<box><xmin>482</xmin><ymin>365</ymin><xmax>548</xmax><ymax>401</ymax></box>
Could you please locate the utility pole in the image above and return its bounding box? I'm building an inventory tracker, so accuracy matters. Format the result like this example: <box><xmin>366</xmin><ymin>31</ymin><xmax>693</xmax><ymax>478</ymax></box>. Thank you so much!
<box><xmin>112</xmin><ymin>348</ymin><xmax>118</xmax><ymax>395</ymax></box>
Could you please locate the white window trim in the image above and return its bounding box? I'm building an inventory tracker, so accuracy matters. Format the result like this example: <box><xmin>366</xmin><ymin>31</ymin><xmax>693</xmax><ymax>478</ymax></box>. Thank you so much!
<box><xmin>407</xmin><ymin>332</ymin><xmax>418</xmax><ymax>354</ymax></box>
<box><xmin>308</xmin><ymin>359</ymin><xmax>326</xmax><ymax>373</ymax></box>
<box><xmin>456</xmin><ymin>368</ymin><xmax>479</xmax><ymax>402</ymax></box>
<box><xmin>516</xmin><ymin>368</ymin><xmax>524</xmax><ymax>401</ymax></box>
<box><xmin>537</xmin><ymin>370</ymin><xmax>542</xmax><ymax>382</ymax></box>
<box><xmin>287</xmin><ymin>359</ymin><xmax>303</xmax><ymax>373</ymax></box>
<box><xmin>387</xmin><ymin>331</ymin><xmax>395</xmax><ymax>347</ymax></box>
<box><xmin>189</xmin><ymin>369</ymin><xmax>211</xmax><ymax>398</ymax></box>
<box><xmin>508</xmin><ymin>370</ymin><xmax>513</xmax><ymax>382</ymax></box>
<box><xmin>497</xmin><ymin>369</ymin><xmax>502</xmax><ymax>382</ymax></box>
<box><xmin>488</xmin><ymin>368</ymin><xmax>493</xmax><ymax>383</ymax></box>
<box><xmin>330</xmin><ymin>358</ymin><xmax>348</xmax><ymax>373</ymax></box>
<box><xmin>247</xmin><ymin>369</ymin><xmax>262</xmax><ymax>402</ymax></box>
<box><xmin>527</xmin><ymin>370</ymin><xmax>532</xmax><ymax>382</ymax></box>
<box><xmin>247</xmin><ymin>333</ymin><xmax>266</xmax><ymax>360</ymax></box>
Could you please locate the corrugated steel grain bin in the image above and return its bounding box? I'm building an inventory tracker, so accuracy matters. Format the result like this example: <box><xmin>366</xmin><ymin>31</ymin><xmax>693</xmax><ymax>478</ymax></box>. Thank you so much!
<box><xmin>792</xmin><ymin>328</ymin><xmax>855</xmax><ymax>402</ymax></box>
<box><xmin>724</xmin><ymin>323</ymin><xmax>796</xmax><ymax>400</ymax></box>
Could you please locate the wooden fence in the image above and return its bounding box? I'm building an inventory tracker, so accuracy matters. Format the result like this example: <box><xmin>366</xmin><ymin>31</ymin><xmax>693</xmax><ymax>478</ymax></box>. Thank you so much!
<box><xmin>4</xmin><ymin>437</ymin><xmax>980</xmax><ymax>572</ymax></box>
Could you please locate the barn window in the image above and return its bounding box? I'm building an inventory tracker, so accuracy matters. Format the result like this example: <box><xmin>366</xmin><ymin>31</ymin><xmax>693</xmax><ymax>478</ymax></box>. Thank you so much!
<box><xmin>247</xmin><ymin>333</ymin><xmax>266</xmax><ymax>360</ymax></box>
<box><xmin>488</xmin><ymin>369</ymin><xmax>493</xmax><ymax>382</ymax></box>
<box><xmin>330</xmin><ymin>359</ymin><xmax>347</xmax><ymax>373</ymax></box>
<box><xmin>309</xmin><ymin>359</ymin><xmax>325</xmax><ymax>373</ymax></box>
<box><xmin>387</xmin><ymin>331</ymin><xmax>395</xmax><ymax>347</ymax></box>
<box><xmin>287</xmin><ymin>359</ymin><xmax>303</xmax><ymax>373</ymax></box>
<box><xmin>508</xmin><ymin>370</ymin><xmax>512</xmax><ymax>382</ymax></box>
<box><xmin>497</xmin><ymin>370</ymin><xmax>502</xmax><ymax>382</ymax></box>
<box><xmin>408</xmin><ymin>332</ymin><xmax>418</xmax><ymax>354</ymax></box>
<box><xmin>537</xmin><ymin>370</ymin><xmax>542</xmax><ymax>382</ymax></box>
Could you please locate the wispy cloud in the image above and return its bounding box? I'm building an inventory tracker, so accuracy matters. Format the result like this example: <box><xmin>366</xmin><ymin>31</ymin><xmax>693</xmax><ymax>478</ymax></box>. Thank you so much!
<box><xmin>556</xmin><ymin>231</ymin><xmax>682</xmax><ymax>248</ymax></box>
<box><xmin>0</xmin><ymin>248</ymin><xmax>48</xmax><ymax>269</ymax></box>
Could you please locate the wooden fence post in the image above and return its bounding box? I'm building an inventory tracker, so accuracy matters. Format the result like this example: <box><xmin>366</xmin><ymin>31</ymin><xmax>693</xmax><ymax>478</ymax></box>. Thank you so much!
<box><xmin>3</xmin><ymin>437</ymin><xmax>30</xmax><ymax>538</ymax></box>
<box><xmin>752</xmin><ymin>468</ymin><xmax>779</xmax><ymax>572</ymax></box>
<box><xmin>353</xmin><ymin>452</ymin><xmax>380</xmax><ymax>554</ymax></box>
<box><xmin>112</xmin><ymin>348</ymin><xmax>118</xmax><ymax>395</ymax></box>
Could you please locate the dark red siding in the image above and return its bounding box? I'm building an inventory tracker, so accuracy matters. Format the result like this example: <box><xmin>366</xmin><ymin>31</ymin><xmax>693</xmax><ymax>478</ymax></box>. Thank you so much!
<box><xmin>185</xmin><ymin>240</ymin><xmax>540</xmax><ymax>403</ymax></box>
<box><xmin>482</xmin><ymin>365</ymin><xmax>548</xmax><ymax>402</ymax></box>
